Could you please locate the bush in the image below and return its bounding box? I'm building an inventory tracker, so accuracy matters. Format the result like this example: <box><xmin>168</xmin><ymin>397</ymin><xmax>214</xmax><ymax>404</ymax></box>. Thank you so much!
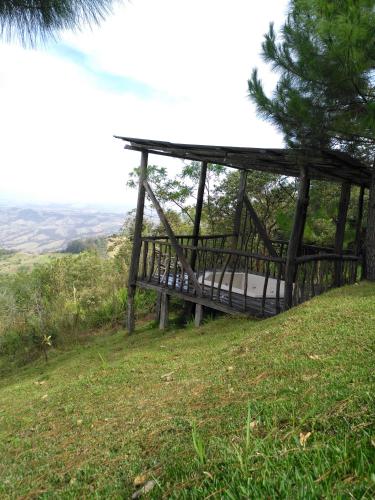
<box><xmin>0</xmin><ymin>250</ymin><xmax>155</xmax><ymax>364</ymax></box>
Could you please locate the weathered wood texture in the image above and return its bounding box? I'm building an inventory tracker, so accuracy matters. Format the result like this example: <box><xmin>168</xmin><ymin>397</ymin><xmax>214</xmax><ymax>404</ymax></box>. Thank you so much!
<box><xmin>233</xmin><ymin>170</ymin><xmax>247</xmax><ymax>244</ymax></box>
<box><xmin>127</xmin><ymin>151</ymin><xmax>148</xmax><ymax>334</ymax></box>
<box><xmin>355</xmin><ymin>186</ymin><xmax>365</xmax><ymax>255</ymax></box>
<box><xmin>194</xmin><ymin>304</ymin><xmax>203</xmax><ymax>327</ymax></box>
<box><xmin>191</xmin><ymin>161</ymin><xmax>207</xmax><ymax>271</ymax></box>
<box><xmin>159</xmin><ymin>292</ymin><xmax>169</xmax><ymax>330</ymax></box>
<box><xmin>284</xmin><ymin>165</ymin><xmax>310</xmax><ymax>309</ymax></box>
<box><xmin>115</xmin><ymin>136</ymin><xmax>371</xmax><ymax>187</ymax></box>
<box><xmin>365</xmin><ymin>158</ymin><xmax>375</xmax><ymax>280</ymax></box>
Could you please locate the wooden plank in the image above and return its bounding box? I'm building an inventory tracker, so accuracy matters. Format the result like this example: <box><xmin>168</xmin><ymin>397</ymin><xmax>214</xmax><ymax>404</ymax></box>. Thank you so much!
<box><xmin>116</xmin><ymin>137</ymin><xmax>371</xmax><ymax>188</ymax></box>
<box><xmin>143</xmin><ymin>180</ymin><xmax>203</xmax><ymax>296</ymax></box>
<box><xmin>284</xmin><ymin>165</ymin><xmax>310</xmax><ymax>309</ymax></box>
<box><xmin>136</xmin><ymin>280</ymin><xmax>265</xmax><ymax>317</ymax></box>
<box><xmin>243</xmin><ymin>194</ymin><xmax>279</xmax><ymax>258</ymax></box>
<box><xmin>127</xmin><ymin>151</ymin><xmax>148</xmax><ymax>334</ymax></box>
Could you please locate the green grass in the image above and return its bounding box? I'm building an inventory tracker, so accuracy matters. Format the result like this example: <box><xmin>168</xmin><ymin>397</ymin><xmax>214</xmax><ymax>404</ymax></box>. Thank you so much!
<box><xmin>0</xmin><ymin>283</ymin><xmax>374</xmax><ymax>498</ymax></box>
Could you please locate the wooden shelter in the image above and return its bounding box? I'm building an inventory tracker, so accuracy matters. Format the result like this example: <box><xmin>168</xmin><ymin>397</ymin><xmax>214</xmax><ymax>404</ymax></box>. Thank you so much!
<box><xmin>115</xmin><ymin>136</ymin><xmax>370</xmax><ymax>332</ymax></box>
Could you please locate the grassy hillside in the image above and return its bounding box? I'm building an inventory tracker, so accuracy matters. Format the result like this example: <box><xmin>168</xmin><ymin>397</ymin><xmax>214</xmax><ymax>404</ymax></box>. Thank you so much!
<box><xmin>0</xmin><ymin>283</ymin><xmax>374</xmax><ymax>498</ymax></box>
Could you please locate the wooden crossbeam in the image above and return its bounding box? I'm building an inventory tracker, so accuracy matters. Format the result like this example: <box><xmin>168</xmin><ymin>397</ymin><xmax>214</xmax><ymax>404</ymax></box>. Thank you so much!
<box><xmin>243</xmin><ymin>194</ymin><xmax>279</xmax><ymax>258</ymax></box>
<box><xmin>143</xmin><ymin>180</ymin><xmax>203</xmax><ymax>297</ymax></box>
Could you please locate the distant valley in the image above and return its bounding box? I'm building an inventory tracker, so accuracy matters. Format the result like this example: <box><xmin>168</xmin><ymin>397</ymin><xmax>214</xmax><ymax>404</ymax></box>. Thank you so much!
<box><xmin>0</xmin><ymin>204</ymin><xmax>126</xmax><ymax>253</ymax></box>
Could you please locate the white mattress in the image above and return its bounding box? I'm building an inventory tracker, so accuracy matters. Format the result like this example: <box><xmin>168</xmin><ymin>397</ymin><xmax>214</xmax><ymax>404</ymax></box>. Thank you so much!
<box><xmin>198</xmin><ymin>271</ymin><xmax>285</xmax><ymax>298</ymax></box>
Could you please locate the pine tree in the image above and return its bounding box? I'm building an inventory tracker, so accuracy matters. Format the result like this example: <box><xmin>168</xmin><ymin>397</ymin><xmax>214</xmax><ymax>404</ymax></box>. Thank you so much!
<box><xmin>0</xmin><ymin>0</ymin><xmax>118</xmax><ymax>45</ymax></box>
<box><xmin>248</xmin><ymin>0</ymin><xmax>375</xmax><ymax>276</ymax></box>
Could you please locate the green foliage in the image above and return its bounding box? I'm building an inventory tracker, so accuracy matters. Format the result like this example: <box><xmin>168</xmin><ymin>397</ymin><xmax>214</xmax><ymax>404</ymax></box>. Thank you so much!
<box><xmin>191</xmin><ymin>422</ymin><xmax>207</xmax><ymax>465</ymax></box>
<box><xmin>0</xmin><ymin>248</ymin><xmax>15</xmax><ymax>258</ymax></box>
<box><xmin>0</xmin><ymin>282</ymin><xmax>374</xmax><ymax>497</ymax></box>
<box><xmin>64</xmin><ymin>236</ymin><xmax>107</xmax><ymax>255</ymax></box>
<box><xmin>0</xmin><ymin>0</ymin><xmax>117</xmax><ymax>45</ymax></box>
<box><xmin>248</xmin><ymin>0</ymin><xmax>375</xmax><ymax>161</ymax></box>
<box><xmin>127</xmin><ymin>162</ymin><xmax>227</xmax><ymax>233</ymax></box>
<box><xmin>0</xmin><ymin>250</ymin><xmax>154</xmax><ymax>364</ymax></box>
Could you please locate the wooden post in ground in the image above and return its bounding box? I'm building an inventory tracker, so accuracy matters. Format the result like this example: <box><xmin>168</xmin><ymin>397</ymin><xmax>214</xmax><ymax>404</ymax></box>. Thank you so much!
<box><xmin>159</xmin><ymin>292</ymin><xmax>169</xmax><ymax>330</ymax></box>
<box><xmin>334</xmin><ymin>182</ymin><xmax>351</xmax><ymax>286</ymax></box>
<box><xmin>194</xmin><ymin>303</ymin><xmax>203</xmax><ymax>327</ymax></box>
<box><xmin>284</xmin><ymin>165</ymin><xmax>310</xmax><ymax>309</ymax></box>
<box><xmin>191</xmin><ymin>161</ymin><xmax>207</xmax><ymax>270</ymax></box>
<box><xmin>187</xmin><ymin>162</ymin><xmax>208</xmax><ymax>321</ymax></box>
<box><xmin>127</xmin><ymin>151</ymin><xmax>148</xmax><ymax>334</ymax></box>
<box><xmin>233</xmin><ymin>170</ymin><xmax>247</xmax><ymax>248</ymax></box>
<box><xmin>156</xmin><ymin>291</ymin><xmax>162</xmax><ymax>323</ymax></box>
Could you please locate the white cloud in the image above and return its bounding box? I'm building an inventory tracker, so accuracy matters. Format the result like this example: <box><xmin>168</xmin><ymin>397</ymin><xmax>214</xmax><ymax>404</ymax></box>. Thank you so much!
<box><xmin>0</xmin><ymin>0</ymin><xmax>288</xmax><ymax>208</ymax></box>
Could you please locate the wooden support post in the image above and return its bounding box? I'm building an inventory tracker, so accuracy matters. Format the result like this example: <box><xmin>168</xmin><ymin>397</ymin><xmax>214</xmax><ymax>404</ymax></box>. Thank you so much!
<box><xmin>191</xmin><ymin>161</ymin><xmax>207</xmax><ymax>270</ymax></box>
<box><xmin>143</xmin><ymin>180</ymin><xmax>203</xmax><ymax>296</ymax></box>
<box><xmin>335</xmin><ymin>182</ymin><xmax>351</xmax><ymax>253</ymax></box>
<box><xmin>354</xmin><ymin>186</ymin><xmax>365</xmax><ymax>256</ymax></box>
<box><xmin>156</xmin><ymin>291</ymin><xmax>162</xmax><ymax>323</ymax></box>
<box><xmin>159</xmin><ymin>292</ymin><xmax>169</xmax><ymax>330</ymax></box>
<box><xmin>243</xmin><ymin>194</ymin><xmax>279</xmax><ymax>258</ymax></box>
<box><xmin>127</xmin><ymin>151</ymin><xmax>148</xmax><ymax>334</ymax></box>
<box><xmin>334</xmin><ymin>182</ymin><xmax>351</xmax><ymax>286</ymax></box>
<box><xmin>365</xmin><ymin>158</ymin><xmax>375</xmax><ymax>280</ymax></box>
<box><xmin>194</xmin><ymin>303</ymin><xmax>203</xmax><ymax>327</ymax></box>
<box><xmin>233</xmin><ymin>170</ymin><xmax>247</xmax><ymax>248</ymax></box>
<box><xmin>285</xmin><ymin>166</ymin><xmax>310</xmax><ymax>309</ymax></box>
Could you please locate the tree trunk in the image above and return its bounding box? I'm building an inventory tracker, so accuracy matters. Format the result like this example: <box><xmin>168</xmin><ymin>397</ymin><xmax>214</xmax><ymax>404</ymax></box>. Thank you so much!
<box><xmin>365</xmin><ymin>159</ymin><xmax>375</xmax><ymax>280</ymax></box>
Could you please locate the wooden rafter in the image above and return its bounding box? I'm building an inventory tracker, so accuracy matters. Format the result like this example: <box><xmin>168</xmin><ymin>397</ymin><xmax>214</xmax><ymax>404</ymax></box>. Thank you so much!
<box><xmin>115</xmin><ymin>136</ymin><xmax>371</xmax><ymax>187</ymax></box>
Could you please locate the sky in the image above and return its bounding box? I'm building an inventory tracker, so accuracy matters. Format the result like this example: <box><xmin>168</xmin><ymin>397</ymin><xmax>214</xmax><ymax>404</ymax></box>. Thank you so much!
<box><xmin>0</xmin><ymin>0</ymin><xmax>288</xmax><ymax>211</ymax></box>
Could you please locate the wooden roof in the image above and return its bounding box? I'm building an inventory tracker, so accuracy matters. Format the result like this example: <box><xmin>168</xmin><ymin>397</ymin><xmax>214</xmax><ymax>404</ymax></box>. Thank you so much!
<box><xmin>115</xmin><ymin>136</ymin><xmax>371</xmax><ymax>187</ymax></box>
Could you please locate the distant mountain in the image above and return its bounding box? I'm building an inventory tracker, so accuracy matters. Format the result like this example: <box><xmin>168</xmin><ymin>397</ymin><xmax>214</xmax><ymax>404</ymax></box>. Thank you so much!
<box><xmin>0</xmin><ymin>204</ymin><xmax>125</xmax><ymax>254</ymax></box>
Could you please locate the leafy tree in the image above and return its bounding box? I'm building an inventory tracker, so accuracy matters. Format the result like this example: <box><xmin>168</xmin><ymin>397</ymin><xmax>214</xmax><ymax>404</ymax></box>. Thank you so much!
<box><xmin>127</xmin><ymin>162</ymin><xmax>227</xmax><ymax>233</ymax></box>
<box><xmin>0</xmin><ymin>0</ymin><xmax>118</xmax><ymax>44</ymax></box>
<box><xmin>248</xmin><ymin>0</ymin><xmax>375</xmax><ymax>274</ymax></box>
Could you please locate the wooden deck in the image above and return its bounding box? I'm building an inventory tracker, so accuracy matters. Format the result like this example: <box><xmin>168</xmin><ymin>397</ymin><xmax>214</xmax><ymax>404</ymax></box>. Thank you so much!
<box><xmin>137</xmin><ymin>272</ymin><xmax>283</xmax><ymax>317</ymax></box>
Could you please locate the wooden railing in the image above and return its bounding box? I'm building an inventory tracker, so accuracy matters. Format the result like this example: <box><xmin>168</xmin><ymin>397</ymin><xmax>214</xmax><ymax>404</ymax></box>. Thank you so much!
<box><xmin>142</xmin><ymin>233</ymin><xmax>234</xmax><ymax>249</ymax></box>
<box><xmin>137</xmin><ymin>235</ymin><xmax>361</xmax><ymax>316</ymax></box>
<box><xmin>139</xmin><ymin>237</ymin><xmax>286</xmax><ymax>316</ymax></box>
<box><xmin>292</xmin><ymin>253</ymin><xmax>361</xmax><ymax>306</ymax></box>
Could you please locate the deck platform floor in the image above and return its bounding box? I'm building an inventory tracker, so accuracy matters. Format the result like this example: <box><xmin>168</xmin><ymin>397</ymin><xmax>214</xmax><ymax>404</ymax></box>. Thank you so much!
<box><xmin>137</xmin><ymin>272</ymin><xmax>284</xmax><ymax>317</ymax></box>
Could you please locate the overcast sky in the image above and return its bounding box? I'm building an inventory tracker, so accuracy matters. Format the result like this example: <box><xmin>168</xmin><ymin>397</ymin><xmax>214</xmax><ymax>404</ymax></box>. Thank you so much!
<box><xmin>0</xmin><ymin>0</ymin><xmax>288</xmax><ymax>210</ymax></box>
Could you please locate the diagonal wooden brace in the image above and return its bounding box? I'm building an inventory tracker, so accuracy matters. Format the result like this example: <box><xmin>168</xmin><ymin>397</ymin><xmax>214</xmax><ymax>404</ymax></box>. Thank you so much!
<box><xmin>143</xmin><ymin>180</ymin><xmax>203</xmax><ymax>297</ymax></box>
<box><xmin>243</xmin><ymin>194</ymin><xmax>279</xmax><ymax>258</ymax></box>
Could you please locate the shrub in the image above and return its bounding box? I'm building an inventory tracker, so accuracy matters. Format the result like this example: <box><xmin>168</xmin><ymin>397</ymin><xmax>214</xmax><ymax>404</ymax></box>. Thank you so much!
<box><xmin>0</xmin><ymin>250</ymin><xmax>155</xmax><ymax>364</ymax></box>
